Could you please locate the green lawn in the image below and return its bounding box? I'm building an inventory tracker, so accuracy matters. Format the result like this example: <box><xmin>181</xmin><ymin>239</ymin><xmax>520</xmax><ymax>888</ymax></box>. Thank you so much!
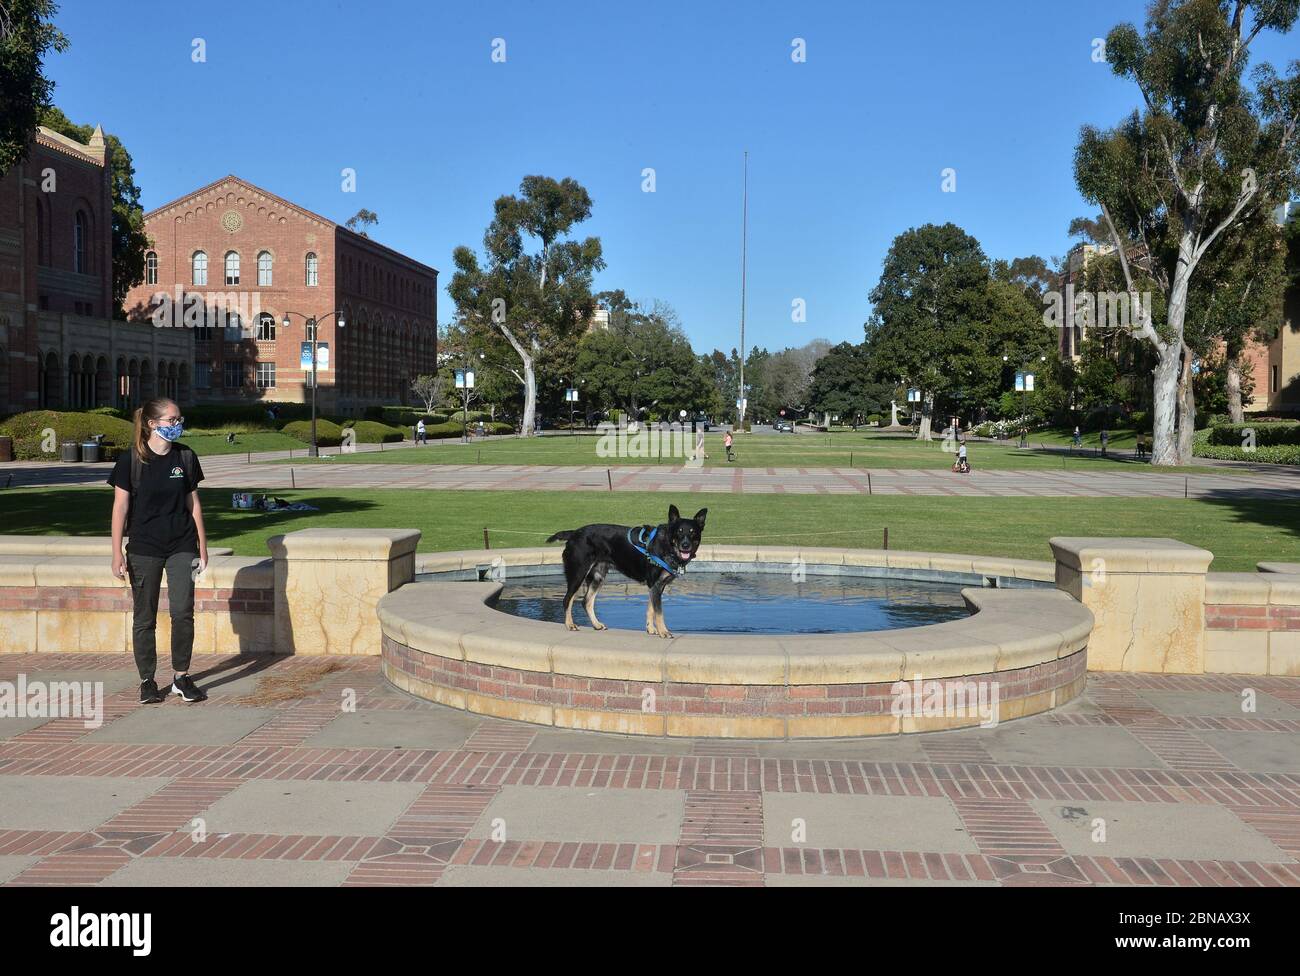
<box><xmin>182</xmin><ymin>432</ymin><xmax>305</xmax><ymax>456</ymax></box>
<box><xmin>3</xmin><ymin>486</ymin><xmax>1292</xmax><ymax>571</ymax></box>
<box><xmin>263</xmin><ymin>431</ymin><xmax>1234</xmax><ymax>474</ymax></box>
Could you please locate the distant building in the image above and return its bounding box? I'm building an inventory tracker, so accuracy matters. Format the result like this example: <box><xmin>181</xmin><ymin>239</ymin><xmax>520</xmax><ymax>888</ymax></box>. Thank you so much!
<box><xmin>1056</xmin><ymin>243</ymin><xmax>1116</xmax><ymax>360</ymax></box>
<box><xmin>125</xmin><ymin>175</ymin><xmax>438</xmax><ymax>413</ymax></box>
<box><xmin>0</xmin><ymin>125</ymin><xmax>193</xmax><ymax>415</ymax></box>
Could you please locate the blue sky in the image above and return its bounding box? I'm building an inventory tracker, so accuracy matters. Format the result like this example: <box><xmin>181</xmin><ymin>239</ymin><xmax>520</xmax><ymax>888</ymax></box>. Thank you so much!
<box><xmin>44</xmin><ymin>0</ymin><xmax>1297</xmax><ymax>353</ymax></box>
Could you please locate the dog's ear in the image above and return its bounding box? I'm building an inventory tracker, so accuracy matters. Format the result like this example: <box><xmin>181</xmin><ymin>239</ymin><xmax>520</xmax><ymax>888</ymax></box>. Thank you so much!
<box><xmin>693</xmin><ymin>508</ymin><xmax>708</xmax><ymax>528</ymax></box>
<box><xmin>668</xmin><ymin>504</ymin><xmax>680</xmax><ymax>523</ymax></box>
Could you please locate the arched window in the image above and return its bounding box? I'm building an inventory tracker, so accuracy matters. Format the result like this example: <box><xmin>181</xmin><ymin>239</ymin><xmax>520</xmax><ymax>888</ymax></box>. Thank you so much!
<box><xmin>192</xmin><ymin>251</ymin><xmax>208</xmax><ymax>286</ymax></box>
<box><xmin>305</xmin><ymin>252</ymin><xmax>318</xmax><ymax>286</ymax></box>
<box><xmin>74</xmin><ymin>211</ymin><xmax>87</xmax><ymax>273</ymax></box>
<box><xmin>257</xmin><ymin>250</ymin><xmax>272</xmax><ymax>286</ymax></box>
<box><xmin>256</xmin><ymin>312</ymin><xmax>276</xmax><ymax>341</ymax></box>
<box><xmin>224</xmin><ymin>251</ymin><xmax>240</xmax><ymax>285</ymax></box>
<box><xmin>145</xmin><ymin>251</ymin><xmax>158</xmax><ymax>285</ymax></box>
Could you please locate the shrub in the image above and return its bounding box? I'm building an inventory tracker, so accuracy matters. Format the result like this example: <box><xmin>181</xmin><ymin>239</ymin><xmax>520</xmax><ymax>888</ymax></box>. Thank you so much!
<box><xmin>0</xmin><ymin>410</ymin><xmax>134</xmax><ymax>460</ymax></box>
<box><xmin>865</xmin><ymin>414</ymin><xmax>882</xmax><ymax>426</ymax></box>
<box><xmin>343</xmin><ymin>420</ymin><xmax>405</xmax><ymax>443</ymax></box>
<box><xmin>1207</xmin><ymin>422</ymin><xmax>1300</xmax><ymax>448</ymax></box>
<box><xmin>447</xmin><ymin>409</ymin><xmax>491</xmax><ymax>424</ymax></box>
<box><xmin>87</xmin><ymin>405</ymin><xmax>130</xmax><ymax>420</ymax></box>
<box><xmin>280</xmin><ymin>419</ymin><xmax>343</xmax><ymax>447</ymax></box>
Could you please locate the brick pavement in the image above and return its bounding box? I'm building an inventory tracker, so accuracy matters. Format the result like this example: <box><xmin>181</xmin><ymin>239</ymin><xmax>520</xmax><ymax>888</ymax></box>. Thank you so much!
<box><xmin>1</xmin><ymin>653</ymin><xmax>1297</xmax><ymax>886</ymax></box>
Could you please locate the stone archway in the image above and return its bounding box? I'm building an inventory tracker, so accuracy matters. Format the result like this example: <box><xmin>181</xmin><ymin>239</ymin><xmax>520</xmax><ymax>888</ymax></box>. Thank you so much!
<box><xmin>95</xmin><ymin>357</ymin><xmax>111</xmax><ymax>408</ymax></box>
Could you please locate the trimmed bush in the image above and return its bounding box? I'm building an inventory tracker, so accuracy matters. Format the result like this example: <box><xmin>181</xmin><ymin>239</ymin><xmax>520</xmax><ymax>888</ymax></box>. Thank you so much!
<box><xmin>87</xmin><ymin>405</ymin><xmax>130</xmax><ymax>420</ymax></box>
<box><xmin>448</xmin><ymin>409</ymin><xmax>491</xmax><ymax>424</ymax></box>
<box><xmin>343</xmin><ymin>420</ymin><xmax>405</xmax><ymax>443</ymax></box>
<box><xmin>0</xmin><ymin>410</ymin><xmax>134</xmax><ymax>460</ymax></box>
<box><xmin>280</xmin><ymin>419</ymin><xmax>344</xmax><ymax>447</ymax></box>
<box><xmin>1208</xmin><ymin>422</ymin><xmax>1300</xmax><ymax>448</ymax></box>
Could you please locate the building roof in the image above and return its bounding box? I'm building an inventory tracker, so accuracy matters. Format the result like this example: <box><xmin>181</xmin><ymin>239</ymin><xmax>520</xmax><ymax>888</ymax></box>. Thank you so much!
<box><xmin>142</xmin><ymin>174</ymin><xmax>438</xmax><ymax>276</ymax></box>
<box><xmin>34</xmin><ymin>125</ymin><xmax>106</xmax><ymax>166</ymax></box>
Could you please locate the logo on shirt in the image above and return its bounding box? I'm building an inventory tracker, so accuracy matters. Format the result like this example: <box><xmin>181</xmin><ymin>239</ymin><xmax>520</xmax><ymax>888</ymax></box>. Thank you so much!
<box><xmin>170</xmin><ymin>466</ymin><xmax>184</xmax><ymax>479</ymax></box>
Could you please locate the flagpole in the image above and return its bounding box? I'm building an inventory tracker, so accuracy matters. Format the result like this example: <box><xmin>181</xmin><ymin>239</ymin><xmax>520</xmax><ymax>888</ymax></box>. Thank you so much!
<box><xmin>737</xmin><ymin>150</ymin><xmax>748</xmax><ymax>432</ymax></box>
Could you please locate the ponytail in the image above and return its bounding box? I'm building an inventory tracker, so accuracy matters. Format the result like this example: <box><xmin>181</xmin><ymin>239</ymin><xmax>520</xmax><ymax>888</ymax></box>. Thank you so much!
<box><xmin>132</xmin><ymin>398</ymin><xmax>174</xmax><ymax>462</ymax></box>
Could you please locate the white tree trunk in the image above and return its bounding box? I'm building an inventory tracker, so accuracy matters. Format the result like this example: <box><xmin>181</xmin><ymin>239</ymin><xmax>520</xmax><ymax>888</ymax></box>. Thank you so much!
<box><xmin>916</xmin><ymin>397</ymin><xmax>933</xmax><ymax>441</ymax></box>
<box><xmin>498</xmin><ymin>323</ymin><xmax>538</xmax><ymax>437</ymax></box>
<box><xmin>1177</xmin><ymin>344</ymin><xmax>1196</xmax><ymax>464</ymax></box>
<box><xmin>1226</xmin><ymin>352</ymin><xmax>1244</xmax><ymax>424</ymax></box>
<box><xmin>1151</xmin><ymin>343</ymin><xmax>1181</xmax><ymax>465</ymax></box>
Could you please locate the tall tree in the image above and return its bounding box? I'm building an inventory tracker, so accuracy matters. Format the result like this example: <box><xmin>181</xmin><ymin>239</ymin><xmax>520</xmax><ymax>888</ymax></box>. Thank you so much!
<box><xmin>866</xmin><ymin>223</ymin><xmax>991</xmax><ymax>440</ymax></box>
<box><xmin>1187</xmin><ymin>204</ymin><xmax>1288</xmax><ymax>421</ymax></box>
<box><xmin>0</xmin><ymin>0</ymin><xmax>67</xmax><ymax>176</ymax></box>
<box><xmin>40</xmin><ymin>107</ymin><xmax>148</xmax><ymax>318</ymax></box>
<box><xmin>1074</xmin><ymin>0</ymin><xmax>1300</xmax><ymax>464</ymax></box>
<box><xmin>449</xmin><ymin>176</ymin><xmax>603</xmax><ymax>435</ymax></box>
<box><xmin>344</xmin><ymin>209</ymin><xmax>378</xmax><ymax>237</ymax></box>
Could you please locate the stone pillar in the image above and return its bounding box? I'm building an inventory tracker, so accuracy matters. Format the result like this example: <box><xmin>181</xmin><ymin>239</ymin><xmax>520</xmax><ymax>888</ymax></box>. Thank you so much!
<box><xmin>268</xmin><ymin>528</ymin><xmax>420</xmax><ymax>655</ymax></box>
<box><xmin>1050</xmin><ymin>537</ymin><xmax>1212</xmax><ymax>674</ymax></box>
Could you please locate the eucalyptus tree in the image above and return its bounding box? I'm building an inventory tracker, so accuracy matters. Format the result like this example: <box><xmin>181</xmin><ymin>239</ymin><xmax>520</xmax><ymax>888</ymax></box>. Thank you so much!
<box><xmin>449</xmin><ymin>176</ymin><xmax>604</xmax><ymax>435</ymax></box>
<box><xmin>1074</xmin><ymin>0</ymin><xmax>1300</xmax><ymax>463</ymax></box>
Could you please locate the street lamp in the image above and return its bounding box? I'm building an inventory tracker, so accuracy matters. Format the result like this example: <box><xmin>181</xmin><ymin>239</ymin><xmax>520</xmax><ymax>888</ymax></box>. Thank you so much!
<box><xmin>281</xmin><ymin>309</ymin><xmax>345</xmax><ymax>458</ymax></box>
<box><xmin>454</xmin><ymin>352</ymin><xmax>482</xmax><ymax>444</ymax></box>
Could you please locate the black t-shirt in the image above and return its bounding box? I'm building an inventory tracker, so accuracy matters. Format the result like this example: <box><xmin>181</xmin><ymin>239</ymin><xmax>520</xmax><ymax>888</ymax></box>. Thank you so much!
<box><xmin>108</xmin><ymin>443</ymin><xmax>205</xmax><ymax>558</ymax></box>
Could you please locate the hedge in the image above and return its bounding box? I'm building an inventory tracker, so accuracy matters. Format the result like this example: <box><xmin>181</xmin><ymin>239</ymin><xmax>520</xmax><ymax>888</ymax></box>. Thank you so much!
<box><xmin>280</xmin><ymin>419</ymin><xmax>344</xmax><ymax>447</ymax></box>
<box><xmin>424</xmin><ymin>421</ymin><xmax>513</xmax><ymax>439</ymax></box>
<box><xmin>447</xmin><ymin>409</ymin><xmax>491</xmax><ymax>424</ymax></box>
<box><xmin>1194</xmin><ymin>443</ymin><xmax>1300</xmax><ymax>464</ymax></box>
<box><xmin>0</xmin><ymin>410</ymin><xmax>134</xmax><ymax>460</ymax></box>
<box><xmin>1207</xmin><ymin>422</ymin><xmax>1300</xmax><ymax>448</ymax></box>
<box><xmin>342</xmin><ymin>420</ymin><xmax>405</xmax><ymax>443</ymax></box>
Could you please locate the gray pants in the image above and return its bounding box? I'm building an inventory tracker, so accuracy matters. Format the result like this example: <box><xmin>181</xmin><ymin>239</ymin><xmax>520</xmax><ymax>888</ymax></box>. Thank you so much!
<box><xmin>127</xmin><ymin>550</ymin><xmax>198</xmax><ymax>681</ymax></box>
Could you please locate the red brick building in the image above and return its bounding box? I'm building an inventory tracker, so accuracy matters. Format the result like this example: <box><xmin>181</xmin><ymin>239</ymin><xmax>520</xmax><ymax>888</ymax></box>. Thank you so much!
<box><xmin>0</xmin><ymin>126</ymin><xmax>191</xmax><ymax>415</ymax></box>
<box><xmin>127</xmin><ymin>175</ymin><xmax>438</xmax><ymax>413</ymax></box>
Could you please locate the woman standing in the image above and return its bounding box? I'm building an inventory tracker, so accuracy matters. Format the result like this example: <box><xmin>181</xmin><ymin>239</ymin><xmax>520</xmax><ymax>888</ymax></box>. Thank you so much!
<box><xmin>108</xmin><ymin>398</ymin><xmax>209</xmax><ymax>704</ymax></box>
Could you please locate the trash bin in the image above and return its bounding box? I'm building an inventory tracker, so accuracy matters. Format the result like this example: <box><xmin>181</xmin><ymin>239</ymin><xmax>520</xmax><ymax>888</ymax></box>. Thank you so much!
<box><xmin>81</xmin><ymin>441</ymin><xmax>100</xmax><ymax>463</ymax></box>
<box><xmin>0</xmin><ymin>436</ymin><xmax>11</xmax><ymax>463</ymax></box>
<box><xmin>60</xmin><ymin>442</ymin><xmax>81</xmax><ymax>462</ymax></box>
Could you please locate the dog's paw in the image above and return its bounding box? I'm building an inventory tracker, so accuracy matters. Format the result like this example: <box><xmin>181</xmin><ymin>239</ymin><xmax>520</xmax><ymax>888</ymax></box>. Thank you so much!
<box><xmin>565</xmin><ymin>622</ymin><xmax>579</xmax><ymax>632</ymax></box>
<box><xmin>658</xmin><ymin>629</ymin><xmax>674</xmax><ymax>639</ymax></box>
<box><xmin>592</xmin><ymin>622</ymin><xmax>607</xmax><ymax>631</ymax></box>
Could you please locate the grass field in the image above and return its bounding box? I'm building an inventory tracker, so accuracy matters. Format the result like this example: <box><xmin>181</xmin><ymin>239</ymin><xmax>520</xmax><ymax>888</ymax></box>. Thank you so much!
<box><xmin>262</xmin><ymin>431</ymin><xmax>1236</xmax><ymax>474</ymax></box>
<box><xmin>182</xmin><ymin>432</ymin><xmax>305</xmax><ymax>456</ymax></box>
<box><xmin>4</xmin><ymin>486</ymin><xmax>1293</xmax><ymax>571</ymax></box>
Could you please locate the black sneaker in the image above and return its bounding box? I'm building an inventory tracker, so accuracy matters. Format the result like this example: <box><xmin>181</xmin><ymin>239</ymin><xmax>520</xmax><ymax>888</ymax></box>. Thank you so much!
<box><xmin>171</xmin><ymin>674</ymin><xmax>207</xmax><ymax>703</ymax></box>
<box><xmin>139</xmin><ymin>679</ymin><xmax>165</xmax><ymax>704</ymax></box>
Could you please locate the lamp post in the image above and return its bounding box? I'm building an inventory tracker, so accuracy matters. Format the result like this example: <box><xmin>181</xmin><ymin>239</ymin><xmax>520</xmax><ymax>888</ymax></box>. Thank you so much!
<box><xmin>281</xmin><ymin>309</ymin><xmax>345</xmax><ymax>458</ymax></box>
<box><xmin>455</xmin><ymin>352</ymin><xmax>481</xmax><ymax>444</ymax></box>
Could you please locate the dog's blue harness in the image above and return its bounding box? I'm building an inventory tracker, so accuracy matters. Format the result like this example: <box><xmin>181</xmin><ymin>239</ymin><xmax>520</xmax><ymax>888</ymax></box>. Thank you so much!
<box><xmin>627</xmin><ymin>526</ymin><xmax>682</xmax><ymax>577</ymax></box>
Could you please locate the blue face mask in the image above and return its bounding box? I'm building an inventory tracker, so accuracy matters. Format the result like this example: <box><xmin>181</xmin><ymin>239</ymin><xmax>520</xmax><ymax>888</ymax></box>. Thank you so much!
<box><xmin>155</xmin><ymin>423</ymin><xmax>184</xmax><ymax>442</ymax></box>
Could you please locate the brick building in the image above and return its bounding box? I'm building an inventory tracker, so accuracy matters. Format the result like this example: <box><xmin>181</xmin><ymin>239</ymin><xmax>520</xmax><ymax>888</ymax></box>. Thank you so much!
<box><xmin>126</xmin><ymin>176</ymin><xmax>438</xmax><ymax>414</ymax></box>
<box><xmin>0</xmin><ymin>126</ymin><xmax>192</xmax><ymax>415</ymax></box>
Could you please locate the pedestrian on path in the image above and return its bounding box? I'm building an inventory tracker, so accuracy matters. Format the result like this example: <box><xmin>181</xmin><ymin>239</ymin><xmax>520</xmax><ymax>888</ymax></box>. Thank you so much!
<box><xmin>1100</xmin><ymin>428</ymin><xmax>1109</xmax><ymax>456</ymax></box>
<box><xmin>108</xmin><ymin>397</ymin><xmax>209</xmax><ymax>705</ymax></box>
<box><xmin>1072</xmin><ymin>426</ymin><xmax>1082</xmax><ymax>449</ymax></box>
<box><xmin>724</xmin><ymin>430</ymin><xmax>735</xmax><ymax>463</ymax></box>
<box><xmin>695</xmin><ymin>426</ymin><xmax>708</xmax><ymax>462</ymax></box>
<box><xmin>416</xmin><ymin>418</ymin><xmax>427</xmax><ymax>445</ymax></box>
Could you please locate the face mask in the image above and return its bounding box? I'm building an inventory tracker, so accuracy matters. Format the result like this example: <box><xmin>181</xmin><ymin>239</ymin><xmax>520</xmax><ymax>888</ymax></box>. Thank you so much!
<box><xmin>155</xmin><ymin>423</ymin><xmax>184</xmax><ymax>442</ymax></box>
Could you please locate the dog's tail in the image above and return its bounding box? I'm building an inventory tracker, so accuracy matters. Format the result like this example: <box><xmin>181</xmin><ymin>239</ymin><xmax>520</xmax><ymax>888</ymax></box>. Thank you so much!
<box><xmin>546</xmin><ymin>530</ymin><xmax>575</xmax><ymax>543</ymax></box>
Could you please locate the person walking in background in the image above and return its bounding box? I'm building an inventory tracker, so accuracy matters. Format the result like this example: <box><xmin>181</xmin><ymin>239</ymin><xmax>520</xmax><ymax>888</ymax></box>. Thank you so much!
<box><xmin>1100</xmin><ymin>427</ymin><xmax>1110</xmax><ymax>456</ymax></box>
<box><xmin>416</xmin><ymin>417</ymin><xmax>427</xmax><ymax>445</ymax></box>
<box><xmin>724</xmin><ymin>429</ymin><xmax>735</xmax><ymax>462</ymax></box>
<box><xmin>694</xmin><ymin>425</ymin><xmax>708</xmax><ymax>462</ymax></box>
<box><xmin>1072</xmin><ymin>426</ymin><xmax>1082</xmax><ymax>449</ymax></box>
<box><xmin>108</xmin><ymin>398</ymin><xmax>209</xmax><ymax>704</ymax></box>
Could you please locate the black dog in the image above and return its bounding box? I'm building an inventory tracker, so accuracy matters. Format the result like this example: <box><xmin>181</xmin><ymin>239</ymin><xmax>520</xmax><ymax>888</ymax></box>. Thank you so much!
<box><xmin>546</xmin><ymin>505</ymin><xmax>707</xmax><ymax>638</ymax></box>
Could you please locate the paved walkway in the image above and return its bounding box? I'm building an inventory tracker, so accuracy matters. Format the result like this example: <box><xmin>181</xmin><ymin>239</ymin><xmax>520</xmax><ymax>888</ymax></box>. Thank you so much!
<box><xmin>6</xmin><ymin>449</ymin><xmax>1300</xmax><ymax>498</ymax></box>
<box><xmin>1</xmin><ymin>653</ymin><xmax>1297</xmax><ymax>886</ymax></box>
